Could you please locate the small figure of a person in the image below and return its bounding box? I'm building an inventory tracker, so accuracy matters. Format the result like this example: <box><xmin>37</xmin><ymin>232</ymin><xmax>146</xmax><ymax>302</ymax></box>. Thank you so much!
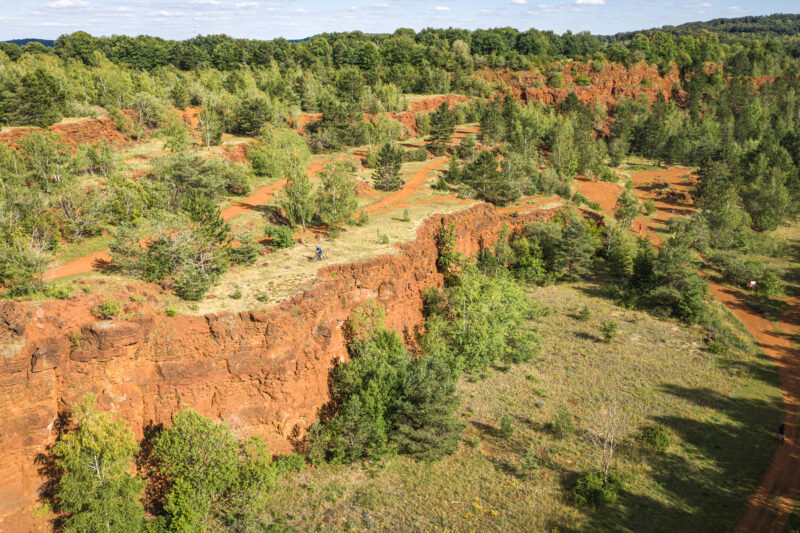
<box><xmin>315</xmin><ymin>245</ymin><xmax>323</xmax><ymax>260</ymax></box>
<box><xmin>749</xmin><ymin>280</ymin><xmax>757</xmax><ymax>292</ymax></box>
<box><xmin>779</xmin><ymin>423</ymin><xmax>786</xmax><ymax>444</ymax></box>
<box><xmin>639</xmin><ymin>224</ymin><xmax>643</xmax><ymax>236</ymax></box>
<box><xmin>402</xmin><ymin>179</ymin><xmax>406</xmax><ymax>187</ymax></box>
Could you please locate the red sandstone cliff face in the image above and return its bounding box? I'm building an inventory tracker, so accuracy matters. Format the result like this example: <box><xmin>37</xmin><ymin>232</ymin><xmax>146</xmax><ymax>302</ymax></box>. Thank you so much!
<box><xmin>0</xmin><ymin>204</ymin><xmax>561</xmax><ymax>532</ymax></box>
<box><xmin>0</xmin><ymin>111</ymin><xmax>139</xmax><ymax>150</ymax></box>
<box><xmin>478</xmin><ymin>61</ymin><xmax>680</xmax><ymax>108</ymax></box>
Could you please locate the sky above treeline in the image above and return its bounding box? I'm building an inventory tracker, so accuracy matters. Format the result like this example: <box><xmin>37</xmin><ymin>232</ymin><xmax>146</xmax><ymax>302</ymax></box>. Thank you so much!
<box><xmin>0</xmin><ymin>0</ymin><xmax>794</xmax><ymax>41</ymax></box>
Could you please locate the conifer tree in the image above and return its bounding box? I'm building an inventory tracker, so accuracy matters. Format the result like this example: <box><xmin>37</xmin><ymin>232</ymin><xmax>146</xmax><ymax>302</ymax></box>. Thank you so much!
<box><xmin>372</xmin><ymin>142</ymin><xmax>404</xmax><ymax>191</ymax></box>
<box><xmin>427</xmin><ymin>101</ymin><xmax>456</xmax><ymax>155</ymax></box>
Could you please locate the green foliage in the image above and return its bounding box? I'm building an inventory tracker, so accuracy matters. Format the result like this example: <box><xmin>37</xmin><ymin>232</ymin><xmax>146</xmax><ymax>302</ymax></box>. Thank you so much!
<box><xmin>392</xmin><ymin>355</ymin><xmax>465</xmax><ymax>459</ymax></box>
<box><xmin>344</xmin><ymin>299</ymin><xmax>387</xmax><ymax>344</ymax></box>
<box><xmin>572</xmin><ymin>471</ymin><xmax>622</xmax><ymax>507</ymax></box>
<box><xmin>373</xmin><ymin>142</ymin><xmax>404</xmax><ymax>191</ymax></box>
<box><xmin>228</xmin><ymin>233</ymin><xmax>261</xmax><ymax>265</ymax></box>
<box><xmin>550</xmin><ymin>405</ymin><xmax>576</xmax><ymax>439</ymax></box>
<box><xmin>316</xmin><ymin>160</ymin><xmax>359</xmax><ymax>232</ymax></box>
<box><xmin>577</xmin><ymin>304</ymin><xmax>592</xmax><ymax>322</ymax></box>
<box><xmin>230</xmin><ymin>287</ymin><xmax>243</xmax><ymax>299</ymax></box>
<box><xmin>264</xmin><ymin>225</ymin><xmax>295</xmax><ymax>249</ymax></box>
<box><xmin>52</xmin><ymin>394</ymin><xmax>145</xmax><ymax>533</ymax></box>
<box><xmin>614</xmin><ymin>188</ymin><xmax>643</xmax><ymax>223</ymax></box>
<box><xmin>639</xmin><ymin>424</ymin><xmax>673</xmax><ymax>452</ymax></box>
<box><xmin>12</xmin><ymin>68</ymin><xmax>65</xmax><ymax>127</ymax></box>
<box><xmin>324</xmin><ymin>329</ymin><xmax>412</xmax><ymax>463</ymax></box>
<box><xmin>643</xmin><ymin>198</ymin><xmax>657</xmax><ymax>216</ymax></box>
<box><xmin>153</xmin><ymin>409</ymin><xmax>280</xmax><ymax>532</ymax></box>
<box><xmin>461</xmin><ymin>150</ymin><xmax>520</xmax><ymax>206</ymax></box>
<box><xmin>279</xmin><ymin>171</ymin><xmax>316</xmax><ymax>230</ymax></box>
<box><xmin>498</xmin><ymin>414</ymin><xmax>515</xmax><ymax>439</ymax></box>
<box><xmin>94</xmin><ymin>299</ymin><xmax>122</xmax><ymax>319</ymax></box>
<box><xmin>600</xmin><ymin>320</ymin><xmax>619</xmax><ymax>342</ymax></box>
<box><xmin>245</xmin><ymin>125</ymin><xmax>310</xmax><ymax>178</ymax></box>
<box><xmin>435</xmin><ymin>221</ymin><xmax>463</xmax><ymax>287</ymax></box>
<box><xmin>427</xmin><ymin>101</ymin><xmax>456</xmax><ymax>155</ymax></box>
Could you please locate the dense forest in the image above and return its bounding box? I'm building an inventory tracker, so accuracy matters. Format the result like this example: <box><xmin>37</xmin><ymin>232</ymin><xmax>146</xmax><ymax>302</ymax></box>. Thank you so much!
<box><xmin>1</xmin><ymin>14</ymin><xmax>799</xmax><ymax>532</ymax></box>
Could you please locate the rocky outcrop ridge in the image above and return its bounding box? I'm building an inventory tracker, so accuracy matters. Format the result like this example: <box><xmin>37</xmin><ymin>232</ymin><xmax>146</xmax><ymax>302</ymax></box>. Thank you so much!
<box><xmin>0</xmin><ymin>204</ymin><xmax>563</xmax><ymax>532</ymax></box>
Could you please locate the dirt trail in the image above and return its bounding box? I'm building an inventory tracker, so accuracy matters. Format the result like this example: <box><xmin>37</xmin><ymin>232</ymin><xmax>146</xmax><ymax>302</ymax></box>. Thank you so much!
<box><xmin>577</xmin><ymin>165</ymin><xmax>800</xmax><ymax>529</ymax></box>
<box><xmin>365</xmin><ymin>158</ymin><xmax>446</xmax><ymax>214</ymax></box>
<box><xmin>714</xmin><ymin>287</ymin><xmax>800</xmax><ymax>532</ymax></box>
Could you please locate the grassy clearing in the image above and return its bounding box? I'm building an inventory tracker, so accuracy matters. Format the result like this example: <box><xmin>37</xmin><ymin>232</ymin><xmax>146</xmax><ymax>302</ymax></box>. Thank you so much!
<box><xmin>188</xmin><ymin>197</ymin><xmax>473</xmax><ymax>316</ymax></box>
<box><xmin>264</xmin><ymin>281</ymin><xmax>781</xmax><ymax>532</ymax></box>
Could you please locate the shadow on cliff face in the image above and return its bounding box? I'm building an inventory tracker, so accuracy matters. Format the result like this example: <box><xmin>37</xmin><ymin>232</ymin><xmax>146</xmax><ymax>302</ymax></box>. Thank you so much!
<box><xmin>34</xmin><ymin>410</ymin><xmax>71</xmax><ymax>532</ymax></box>
<box><xmin>136</xmin><ymin>422</ymin><xmax>170</xmax><ymax>518</ymax></box>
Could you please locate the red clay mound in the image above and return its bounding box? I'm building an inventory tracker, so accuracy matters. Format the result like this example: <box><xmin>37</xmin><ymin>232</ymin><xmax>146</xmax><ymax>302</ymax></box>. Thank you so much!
<box><xmin>0</xmin><ymin>111</ymin><xmax>138</xmax><ymax>150</ymax></box>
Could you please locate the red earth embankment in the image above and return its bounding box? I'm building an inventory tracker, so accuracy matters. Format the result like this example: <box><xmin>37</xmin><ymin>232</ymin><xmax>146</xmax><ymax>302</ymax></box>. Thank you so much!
<box><xmin>0</xmin><ymin>111</ymin><xmax>139</xmax><ymax>149</ymax></box>
<box><xmin>0</xmin><ymin>203</ymin><xmax>565</xmax><ymax>533</ymax></box>
<box><xmin>479</xmin><ymin>61</ymin><xmax>679</xmax><ymax>109</ymax></box>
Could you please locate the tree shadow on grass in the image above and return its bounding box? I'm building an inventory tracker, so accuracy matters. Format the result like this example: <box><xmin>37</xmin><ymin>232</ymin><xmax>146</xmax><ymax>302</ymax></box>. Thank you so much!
<box><xmin>573</xmin><ymin>384</ymin><xmax>781</xmax><ymax>533</ymax></box>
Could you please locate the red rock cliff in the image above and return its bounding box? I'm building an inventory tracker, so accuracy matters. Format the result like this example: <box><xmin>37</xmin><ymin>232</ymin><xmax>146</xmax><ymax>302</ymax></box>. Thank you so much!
<box><xmin>0</xmin><ymin>203</ymin><xmax>560</xmax><ymax>532</ymax></box>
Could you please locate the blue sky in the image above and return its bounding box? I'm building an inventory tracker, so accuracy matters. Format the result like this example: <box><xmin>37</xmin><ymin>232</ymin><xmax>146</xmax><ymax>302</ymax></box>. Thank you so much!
<box><xmin>0</xmin><ymin>0</ymin><xmax>795</xmax><ymax>41</ymax></box>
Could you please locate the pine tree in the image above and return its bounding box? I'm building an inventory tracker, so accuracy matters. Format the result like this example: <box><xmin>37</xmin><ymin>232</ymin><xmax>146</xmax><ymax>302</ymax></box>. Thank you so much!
<box><xmin>52</xmin><ymin>394</ymin><xmax>145</xmax><ymax>533</ymax></box>
<box><xmin>448</xmin><ymin>153</ymin><xmax>461</xmax><ymax>182</ymax></box>
<box><xmin>462</xmin><ymin>150</ymin><xmax>519</xmax><ymax>206</ymax></box>
<box><xmin>613</xmin><ymin>188</ymin><xmax>643</xmax><ymax>223</ymax></box>
<box><xmin>372</xmin><ymin>142</ymin><xmax>403</xmax><ymax>191</ymax></box>
<box><xmin>14</xmin><ymin>68</ymin><xmax>64</xmax><ymax>127</ymax></box>
<box><xmin>393</xmin><ymin>355</ymin><xmax>465</xmax><ymax>459</ymax></box>
<box><xmin>427</xmin><ymin>101</ymin><xmax>456</xmax><ymax>155</ymax></box>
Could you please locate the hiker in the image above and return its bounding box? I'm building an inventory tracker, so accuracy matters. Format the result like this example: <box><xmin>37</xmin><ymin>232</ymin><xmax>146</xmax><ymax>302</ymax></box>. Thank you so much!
<box><xmin>749</xmin><ymin>280</ymin><xmax>757</xmax><ymax>292</ymax></box>
<box><xmin>779</xmin><ymin>423</ymin><xmax>786</xmax><ymax>444</ymax></box>
<box><xmin>315</xmin><ymin>245</ymin><xmax>323</xmax><ymax>261</ymax></box>
<box><xmin>402</xmin><ymin>179</ymin><xmax>406</xmax><ymax>187</ymax></box>
<box><xmin>639</xmin><ymin>224</ymin><xmax>643</xmax><ymax>236</ymax></box>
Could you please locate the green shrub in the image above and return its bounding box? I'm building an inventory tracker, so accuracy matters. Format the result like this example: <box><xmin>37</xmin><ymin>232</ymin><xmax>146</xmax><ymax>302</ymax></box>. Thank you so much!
<box><xmin>600</xmin><ymin>320</ymin><xmax>619</xmax><ymax>342</ymax></box>
<box><xmin>639</xmin><ymin>424</ymin><xmax>672</xmax><ymax>452</ymax></box>
<box><xmin>401</xmin><ymin>208</ymin><xmax>410</xmax><ymax>222</ymax></box>
<box><xmin>231</xmin><ymin>288</ymin><xmax>243</xmax><ymax>299</ymax></box>
<box><xmin>644</xmin><ymin>198</ymin><xmax>657</xmax><ymax>216</ymax></box>
<box><xmin>377</xmin><ymin>231</ymin><xmax>389</xmax><ymax>244</ymax></box>
<box><xmin>228</xmin><ymin>233</ymin><xmax>261</xmax><ymax>266</ymax></box>
<box><xmin>45</xmin><ymin>283</ymin><xmax>74</xmax><ymax>300</ymax></box>
<box><xmin>520</xmin><ymin>449</ymin><xmax>540</xmax><ymax>480</ymax></box>
<box><xmin>578</xmin><ymin>305</ymin><xmax>592</xmax><ymax>322</ymax></box>
<box><xmin>404</xmin><ymin>146</ymin><xmax>428</xmax><ymax>162</ymax></box>
<box><xmin>757</xmin><ymin>271</ymin><xmax>784</xmax><ymax>298</ymax></box>
<box><xmin>574</xmin><ymin>74</ymin><xmax>592</xmax><ymax>86</ymax></box>
<box><xmin>550</xmin><ymin>405</ymin><xmax>576</xmax><ymax>439</ymax></box>
<box><xmin>547</xmin><ymin>71</ymin><xmax>564</xmax><ymax>88</ymax></box>
<box><xmin>498</xmin><ymin>414</ymin><xmax>515</xmax><ymax>439</ymax></box>
<box><xmin>94</xmin><ymin>299</ymin><xmax>121</xmax><ymax>319</ymax></box>
<box><xmin>354</xmin><ymin>209</ymin><xmax>370</xmax><ymax>226</ymax></box>
<box><xmin>264</xmin><ymin>225</ymin><xmax>295</xmax><ymax>249</ymax></box>
<box><xmin>165</xmin><ymin>306</ymin><xmax>177</xmax><ymax>317</ymax></box>
<box><xmin>572</xmin><ymin>471</ymin><xmax>622</xmax><ymax>507</ymax></box>
<box><xmin>256</xmin><ymin>293</ymin><xmax>270</xmax><ymax>303</ymax></box>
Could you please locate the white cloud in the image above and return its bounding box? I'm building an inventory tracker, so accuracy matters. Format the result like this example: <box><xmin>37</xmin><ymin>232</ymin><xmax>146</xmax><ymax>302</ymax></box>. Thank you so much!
<box><xmin>435</xmin><ymin>5</ymin><xmax>450</xmax><ymax>11</ymax></box>
<box><xmin>682</xmin><ymin>1</ymin><xmax>711</xmax><ymax>6</ymax></box>
<box><xmin>575</xmin><ymin>0</ymin><xmax>605</xmax><ymax>4</ymax></box>
<box><xmin>512</xmin><ymin>0</ymin><xmax>528</xmax><ymax>4</ymax></box>
<box><xmin>47</xmin><ymin>0</ymin><xmax>88</xmax><ymax>7</ymax></box>
<box><xmin>729</xmin><ymin>5</ymin><xmax>743</xmax><ymax>11</ymax></box>
<box><xmin>235</xmin><ymin>2</ymin><xmax>259</xmax><ymax>6</ymax></box>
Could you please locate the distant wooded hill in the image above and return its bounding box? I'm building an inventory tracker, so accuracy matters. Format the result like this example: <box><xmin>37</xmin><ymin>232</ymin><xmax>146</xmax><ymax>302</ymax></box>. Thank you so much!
<box><xmin>3</xmin><ymin>38</ymin><xmax>55</xmax><ymax>47</ymax></box>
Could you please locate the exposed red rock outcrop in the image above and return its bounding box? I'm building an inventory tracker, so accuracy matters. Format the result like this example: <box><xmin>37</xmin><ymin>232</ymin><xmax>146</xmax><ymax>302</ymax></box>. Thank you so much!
<box><xmin>0</xmin><ymin>111</ymin><xmax>138</xmax><ymax>150</ymax></box>
<box><xmin>0</xmin><ymin>203</ymin><xmax>564</xmax><ymax>532</ymax></box>
<box><xmin>478</xmin><ymin>61</ymin><xmax>680</xmax><ymax>109</ymax></box>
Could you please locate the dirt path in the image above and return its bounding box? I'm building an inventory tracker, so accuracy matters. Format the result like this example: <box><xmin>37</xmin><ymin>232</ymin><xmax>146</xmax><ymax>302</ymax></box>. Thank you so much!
<box><xmin>720</xmin><ymin>288</ymin><xmax>800</xmax><ymax>532</ymax></box>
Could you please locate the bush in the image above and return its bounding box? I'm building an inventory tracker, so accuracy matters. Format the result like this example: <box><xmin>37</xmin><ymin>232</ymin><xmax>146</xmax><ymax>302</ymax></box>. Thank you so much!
<box><xmin>94</xmin><ymin>299</ymin><xmax>121</xmax><ymax>319</ymax></box>
<box><xmin>228</xmin><ymin>234</ymin><xmax>261</xmax><ymax>265</ymax></box>
<box><xmin>644</xmin><ymin>198</ymin><xmax>657</xmax><ymax>216</ymax></box>
<box><xmin>639</xmin><ymin>424</ymin><xmax>672</xmax><ymax>452</ymax></box>
<box><xmin>264</xmin><ymin>225</ymin><xmax>295</xmax><ymax>249</ymax></box>
<box><xmin>600</xmin><ymin>320</ymin><xmax>619</xmax><ymax>342</ymax></box>
<box><xmin>547</xmin><ymin>71</ymin><xmax>564</xmax><ymax>88</ymax></box>
<box><xmin>498</xmin><ymin>414</ymin><xmax>515</xmax><ymax>439</ymax></box>
<box><xmin>757</xmin><ymin>270</ymin><xmax>784</xmax><ymax>298</ymax></box>
<box><xmin>520</xmin><ymin>449</ymin><xmax>540</xmax><ymax>480</ymax></box>
<box><xmin>578</xmin><ymin>304</ymin><xmax>592</xmax><ymax>322</ymax></box>
<box><xmin>572</xmin><ymin>471</ymin><xmax>622</xmax><ymax>507</ymax></box>
<box><xmin>550</xmin><ymin>405</ymin><xmax>576</xmax><ymax>439</ymax></box>
<box><xmin>231</xmin><ymin>288</ymin><xmax>243</xmax><ymax>299</ymax></box>
<box><xmin>404</xmin><ymin>146</ymin><xmax>428</xmax><ymax>162</ymax></box>
<box><xmin>165</xmin><ymin>306</ymin><xmax>177</xmax><ymax>317</ymax></box>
